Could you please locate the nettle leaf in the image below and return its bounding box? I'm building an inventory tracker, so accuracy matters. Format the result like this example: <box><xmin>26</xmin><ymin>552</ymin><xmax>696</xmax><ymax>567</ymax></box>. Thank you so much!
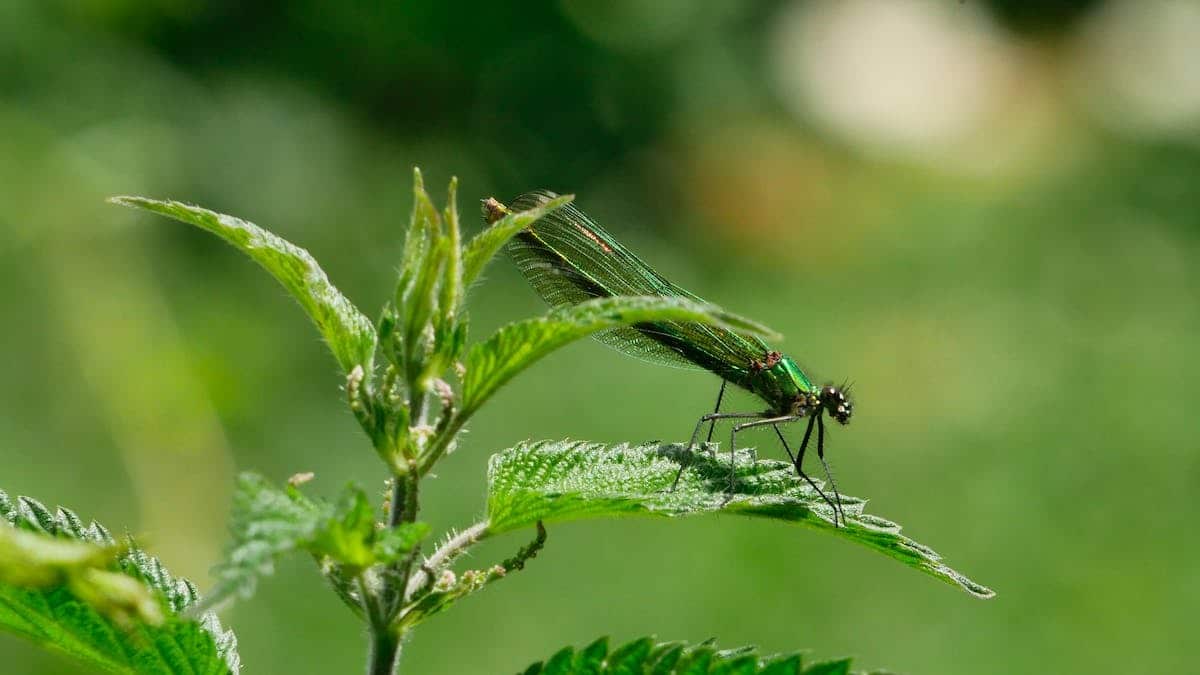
<box><xmin>394</xmin><ymin>169</ymin><xmax>468</xmax><ymax>388</ymax></box>
<box><xmin>462</xmin><ymin>193</ymin><xmax>575</xmax><ymax>289</ymax></box>
<box><xmin>518</xmin><ymin>636</ymin><xmax>879</xmax><ymax>675</ymax></box>
<box><xmin>109</xmin><ymin>196</ymin><xmax>376</xmax><ymax>374</ymax></box>
<box><xmin>460</xmin><ymin>296</ymin><xmax>780</xmax><ymax>418</ymax></box>
<box><xmin>200</xmin><ymin>473</ymin><xmax>428</xmax><ymax>613</ymax></box>
<box><xmin>487</xmin><ymin>442</ymin><xmax>994</xmax><ymax>599</ymax></box>
<box><xmin>374</xmin><ymin>523</ymin><xmax>430</xmax><ymax>562</ymax></box>
<box><xmin>438</xmin><ymin>176</ymin><xmax>464</xmax><ymax>321</ymax></box>
<box><xmin>0</xmin><ymin>488</ymin><xmax>240</xmax><ymax>674</ymax></box>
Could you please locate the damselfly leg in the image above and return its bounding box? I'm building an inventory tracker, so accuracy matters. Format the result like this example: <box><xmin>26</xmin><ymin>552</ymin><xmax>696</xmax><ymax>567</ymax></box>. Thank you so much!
<box><xmin>670</xmin><ymin>410</ymin><xmax>762</xmax><ymax>490</ymax></box>
<box><xmin>670</xmin><ymin>379</ymin><xmax>748</xmax><ymax>490</ymax></box>
<box><xmin>670</xmin><ymin>380</ymin><xmax>846</xmax><ymax>529</ymax></box>
<box><xmin>786</xmin><ymin>414</ymin><xmax>844</xmax><ymax>526</ymax></box>
<box><xmin>728</xmin><ymin>415</ymin><xmax>804</xmax><ymax>493</ymax></box>
<box><xmin>815</xmin><ymin>414</ymin><xmax>844</xmax><ymax>526</ymax></box>
<box><xmin>705</xmin><ymin>379</ymin><xmax>727</xmax><ymax>444</ymax></box>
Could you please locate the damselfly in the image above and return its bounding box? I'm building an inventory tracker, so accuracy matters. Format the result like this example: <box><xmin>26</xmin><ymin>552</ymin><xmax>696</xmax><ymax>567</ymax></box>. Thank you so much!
<box><xmin>484</xmin><ymin>192</ymin><xmax>853</xmax><ymax>525</ymax></box>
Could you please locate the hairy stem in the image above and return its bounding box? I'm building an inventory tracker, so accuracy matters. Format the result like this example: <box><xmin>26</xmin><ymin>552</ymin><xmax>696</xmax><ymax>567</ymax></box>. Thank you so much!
<box><xmin>366</xmin><ymin>385</ymin><xmax>431</xmax><ymax>673</ymax></box>
<box><xmin>388</xmin><ymin>477</ymin><xmax>408</xmax><ymax>528</ymax></box>
<box><xmin>366</xmin><ymin>625</ymin><xmax>401</xmax><ymax>675</ymax></box>
<box><xmin>387</xmin><ymin>471</ymin><xmax>420</xmax><ymax>617</ymax></box>
<box><xmin>417</xmin><ymin>414</ymin><xmax>466</xmax><ymax>476</ymax></box>
<box><xmin>360</xmin><ymin>573</ymin><xmax>400</xmax><ymax>675</ymax></box>
<box><xmin>403</xmin><ymin>520</ymin><xmax>490</xmax><ymax>601</ymax></box>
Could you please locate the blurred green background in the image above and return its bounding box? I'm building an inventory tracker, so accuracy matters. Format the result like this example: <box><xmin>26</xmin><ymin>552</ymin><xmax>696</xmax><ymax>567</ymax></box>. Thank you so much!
<box><xmin>2</xmin><ymin>0</ymin><xmax>1197</xmax><ymax>673</ymax></box>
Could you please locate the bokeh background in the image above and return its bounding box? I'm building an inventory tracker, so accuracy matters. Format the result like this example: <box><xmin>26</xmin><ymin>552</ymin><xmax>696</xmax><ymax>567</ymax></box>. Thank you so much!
<box><xmin>2</xmin><ymin>0</ymin><xmax>1197</xmax><ymax>673</ymax></box>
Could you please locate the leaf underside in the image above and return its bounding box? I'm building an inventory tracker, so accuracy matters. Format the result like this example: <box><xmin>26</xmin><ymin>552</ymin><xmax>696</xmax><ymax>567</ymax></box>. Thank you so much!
<box><xmin>0</xmin><ymin>488</ymin><xmax>240</xmax><ymax>674</ymax></box>
<box><xmin>108</xmin><ymin>196</ymin><xmax>376</xmax><ymax>374</ymax></box>
<box><xmin>519</xmin><ymin>635</ymin><xmax>886</xmax><ymax>675</ymax></box>
<box><xmin>487</xmin><ymin>441</ymin><xmax>994</xmax><ymax>599</ymax></box>
<box><xmin>462</xmin><ymin>192</ymin><xmax>575</xmax><ymax>289</ymax></box>
<box><xmin>199</xmin><ymin>473</ymin><xmax>428</xmax><ymax>615</ymax></box>
<box><xmin>461</xmin><ymin>295</ymin><xmax>779</xmax><ymax>418</ymax></box>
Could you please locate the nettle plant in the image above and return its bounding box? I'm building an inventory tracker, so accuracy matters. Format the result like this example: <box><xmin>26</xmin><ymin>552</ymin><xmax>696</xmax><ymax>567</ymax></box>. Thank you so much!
<box><xmin>0</xmin><ymin>170</ymin><xmax>992</xmax><ymax>675</ymax></box>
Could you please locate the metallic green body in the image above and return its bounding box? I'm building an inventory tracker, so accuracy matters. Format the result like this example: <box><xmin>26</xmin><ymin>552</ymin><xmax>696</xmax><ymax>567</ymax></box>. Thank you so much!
<box><xmin>755</xmin><ymin>357</ymin><xmax>815</xmax><ymax>415</ymax></box>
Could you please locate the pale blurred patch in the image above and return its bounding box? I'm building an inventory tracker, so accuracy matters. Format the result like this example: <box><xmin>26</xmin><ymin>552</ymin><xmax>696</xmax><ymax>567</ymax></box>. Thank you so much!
<box><xmin>1070</xmin><ymin>0</ymin><xmax>1200</xmax><ymax>138</ymax></box>
<box><xmin>0</xmin><ymin>95</ymin><xmax>236</xmax><ymax>586</ymax></box>
<box><xmin>769</xmin><ymin>0</ymin><xmax>1049</xmax><ymax>175</ymax></box>
<box><xmin>674</xmin><ymin>123</ymin><xmax>840</xmax><ymax>248</ymax></box>
<box><xmin>45</xmin><ymin>242</ymin><xmax>236</xmax><ymax>585</ymax></box>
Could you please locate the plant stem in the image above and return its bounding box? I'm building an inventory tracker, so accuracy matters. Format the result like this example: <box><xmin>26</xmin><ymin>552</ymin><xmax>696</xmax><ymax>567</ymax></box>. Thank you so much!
<box><xmin>366</xmin><ymin>387</ymin><xmax>430</xmax><ymax>674</ymax></box>
<box><xmin>389</xmin><ymin>471</ymin><xmax>420</xmax><ymax>614</ymax></box>
<box><xmin>403</xmin><ymin>520</ymin><xmax>490</xmax><ymax>601</ymax></box>
<box><xmin>366</xmin><ymin>625</ymin><xmax>401</xmax><ymax>675</ymax></box>
<box><xmin>359</xmin><ymin>571</ymin><xmax>401</xmax><ymax>675</ymax></box>
<box><xmin>500</xmin><ymin>520</ymin><xmax>547</xmax><ymax>572</ymax></box>
<box><xmin>417</xmin><ymin>415</ymin><xmax>466</xmax><ymax>476</ymax></box>
<box><xmin>388</xmin><ymin>476</ymin><xmax>408</xmax><ymax>528</ymax></box>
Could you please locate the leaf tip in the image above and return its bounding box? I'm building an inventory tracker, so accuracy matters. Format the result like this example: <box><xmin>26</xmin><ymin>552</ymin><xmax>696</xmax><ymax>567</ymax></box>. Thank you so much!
<box><xmin>966</xmin><ymin>580</ymin><xmax>997</xmax><ymax>599</ymax></box>
<box><xmin>107</xmin><ymin>195</ymin><xmax>147</xmax><ymax>208</ymax></box>
<box><xmin>548</xmin><ymin>193</ymin><xmax>575</xmax><ymax>209</ymax></box>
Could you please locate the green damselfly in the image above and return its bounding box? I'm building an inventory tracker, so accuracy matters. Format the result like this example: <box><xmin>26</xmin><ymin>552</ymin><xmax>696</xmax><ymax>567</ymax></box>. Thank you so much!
<box><xmin>484</xmin><ymin>192</ymin><xmax>853</xmax><ymax>526</ymax></box>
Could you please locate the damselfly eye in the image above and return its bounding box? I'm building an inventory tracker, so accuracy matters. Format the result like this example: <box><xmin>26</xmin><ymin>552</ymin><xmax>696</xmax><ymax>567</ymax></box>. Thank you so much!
<box><xmin>820</xmin><ymin>385</ymin><xmax>853</xmax><ymax>425</ymax></box>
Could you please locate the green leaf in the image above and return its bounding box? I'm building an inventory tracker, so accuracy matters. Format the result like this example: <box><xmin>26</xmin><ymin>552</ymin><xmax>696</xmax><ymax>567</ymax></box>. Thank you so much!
<box><xmin>309</xmin><ymin>487</ymin><xmax>378</xmax><ymax>569</ymax></box>
<box><xmin>462</xmin><ymin>193</ymin><xmax>575</xmax><ymax>289</ymax></box>
<box><xmin>108</xmin><ymin>196</ymin><xmax>376</xmax><ymax>374</ymax></box>
<box><xmin>200</xmin><ymin>473</ymin><xmax>429</xmax><ymax>613</ymax></box>
<box><xmin>428</xmin><ymin>176</ymin><xmax>469</xmax><ymax>376</ymax></box>
<box><xmin>398</xmin><ymin>167</ymin><xmax>439</xmax><ymax>296</ymax></box>
<box><xmin>486</xmin><ymin>441</ymin><xmax>995</xmax><ymax>599</ymax></box>
<box><xmin>648</xmin><ymin>643</ymin><xmax>685</xmax><ymax>675</ymax></box>
<box><xmin>758</xmin><ymin>656</ymin><xmax>804</xmax><ymax>675</ymax></box>
<box><xmin>0</xmin><ymin>522</ymin><xmax>117</xmax><ymax>588</ymax></box>
<box><xmin>517</xmin><ymin>636</ymin><xmax>878</xmax><ymax>675</ymax></box>
<box><xmin>394</xmin><ymin>168</ymin><xmax>447</xmax><ymax>382</ymax></box>
<box><xmin>542</xmin><ymin>646</ymin><xmax>575</xmax><ymax>674</ymax></box>
<box><xmin>374</xmin><ymin>522</ymin><xmax>431</xmax><ymax>563</ymax></box>
<box><xmin>607</xmin><ymin>637</ymin><xmax>653</xmax><ymax>674</ymax></box>
<box><xmin>460</xmin><ymin>296</ymin><xmax>780</xmax><ymax>418</ymax></box>
<box><xmin>402</xmin><ymin>236</ymin><xmax>448</xmax><ymax>382</ymax></box>
<box><xmin>575</xmin><ymin>637</ymin><xmax>609</xmax><ymax>673</ymax></box>
<box><xmin>439</xmin><ymin>175</ymin><xmax>464</xmax><ymax>322</ymax></box>
<box><xmin>0</xmin><ymin>488</ymin><xmax>240</xmax><ymax>674</ymax></box>
<box><xmin>801</xmin><ymin>660</ymin><xmax>853</xmax><ymax>675</ymax></box>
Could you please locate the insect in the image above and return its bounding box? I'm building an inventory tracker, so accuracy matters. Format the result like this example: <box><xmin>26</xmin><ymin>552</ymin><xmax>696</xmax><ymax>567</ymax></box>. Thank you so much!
<box><xmin>483</xmin><ymin>191</ymin><xmax>853</xmax><ymax>526</ymax></box>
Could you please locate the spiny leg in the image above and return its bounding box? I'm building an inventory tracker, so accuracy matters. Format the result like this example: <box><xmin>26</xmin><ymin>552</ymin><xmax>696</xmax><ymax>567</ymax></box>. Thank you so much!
<box><xmin>773</xmin><ymin>423</ymin><xmax>840</xmax><ymax>526</ymax></box>
<box><xmin>728</xmin><ymin>415</ymin><xmax>803</xmax><ymax>493</ymax></box>
<box><xmin>706</xmin><ymin>379</ymin><xmax>727</xmax><ymax>444</ymax></box>
<box><xmin>772</xmin><ymin>425</ymin><xmax>797</xmax><ymax>464</ymax></box>
<box><xmin>796</xmin><ymin>414</ymin><xmax>816</xmax><ymax>467</ymax></box>
<box><xmin>816</xmin><ymin>415</ymin><xmax>845</xmax><ymax>527</ymax></box>
<box><xmin>670</xmin><ymin>411</ymin><xmax>762</xmax><ymax>490</ymax></box>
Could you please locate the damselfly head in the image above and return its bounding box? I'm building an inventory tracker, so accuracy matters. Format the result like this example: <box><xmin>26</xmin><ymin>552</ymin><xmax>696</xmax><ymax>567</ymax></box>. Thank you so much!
<box><xmin>820</xmin><ymin>384</ymin><xmax>853</xmax><ymax>425</ymax></box>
